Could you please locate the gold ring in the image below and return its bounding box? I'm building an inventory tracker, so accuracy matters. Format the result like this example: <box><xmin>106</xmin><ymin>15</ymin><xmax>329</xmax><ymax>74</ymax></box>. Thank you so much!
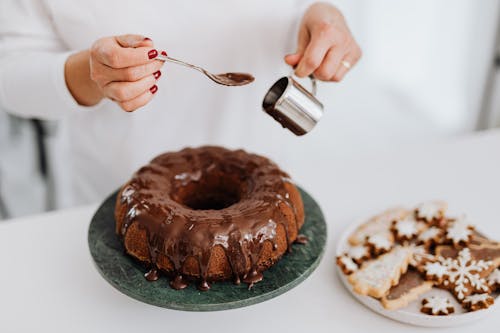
<box><xmin>341</xmin><ymin>60</ymin><xmax>352</xmax><ymax>69</ymax></box>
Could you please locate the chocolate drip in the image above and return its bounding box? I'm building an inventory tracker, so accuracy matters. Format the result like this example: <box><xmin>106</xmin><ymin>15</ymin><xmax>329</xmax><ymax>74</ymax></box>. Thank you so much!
<box><xmin>242</xmin><ymin>269</ymin><xmax>264</xmax><ymax>290</ymax></box>
<box><xmin>144</xmin><ymin>268</ymin><xmax>160</xmax><ymax>281</ymax></box>
<box><xmin>170</xmin><ymin>275</ymin><xmax>189</xmax><ymax>290</ymax></box>
<box><xmin>117</xmin><ymin>147</ymin><xmax>303</xmax><ymax>290</ymax></box>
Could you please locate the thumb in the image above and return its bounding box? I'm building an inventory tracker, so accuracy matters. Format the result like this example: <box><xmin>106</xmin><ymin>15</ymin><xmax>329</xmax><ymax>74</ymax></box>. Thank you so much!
<box><xmin>115</xmin><ymin>34</ymin><xmax>154</xmax><ymax>48</ymax></box>
<box><xmin>284</xmin><ymin>26</ymin><xmax>309</xmax><ymax>67</ymax></box>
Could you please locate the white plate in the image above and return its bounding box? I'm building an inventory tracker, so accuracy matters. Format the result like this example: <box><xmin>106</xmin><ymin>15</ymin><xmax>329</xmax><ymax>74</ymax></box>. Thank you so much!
<box><xmin>336</xmin><ymin>220</ymin><xmax>498</xmax><ymax>327</ymax></box>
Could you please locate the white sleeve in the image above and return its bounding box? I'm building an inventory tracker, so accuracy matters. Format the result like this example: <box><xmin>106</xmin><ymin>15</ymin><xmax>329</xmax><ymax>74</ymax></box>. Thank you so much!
<box><xmin>0</xmin><ymin>0</ymin><xmax>102</xmax><ymax>120</ymax></box>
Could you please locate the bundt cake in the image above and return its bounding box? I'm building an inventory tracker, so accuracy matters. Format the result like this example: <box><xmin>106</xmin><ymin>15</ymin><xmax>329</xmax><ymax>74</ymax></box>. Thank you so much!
<box><xmin>114</xmin><ymin>146</ymin><xmax>305</xmax><ymax>291</ymax></box>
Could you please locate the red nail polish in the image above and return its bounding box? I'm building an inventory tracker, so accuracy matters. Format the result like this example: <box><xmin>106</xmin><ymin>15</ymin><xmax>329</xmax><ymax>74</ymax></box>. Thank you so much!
<box><xmin>153</xmin><ymin>71</ymin><xmax>161</xmax><ymax>79</ymax></box>
<box><xmin>148</xmin><ymin>49</ymin><xmax>158</xmax><ymax>59</ymax></box>
<box><xmin>150</xmin><ymin>85</ymin><xmax>158</xmax><ymax>94</ymax></box>
<box><xmin>161</xmin><ymin>51</ymin><xmax>168</xmax><ymax>56</ymax></box>
<box><xmin>143</xmin><ymin>37</ymin><xmax>152</xmax><ymax>41</ymax></box>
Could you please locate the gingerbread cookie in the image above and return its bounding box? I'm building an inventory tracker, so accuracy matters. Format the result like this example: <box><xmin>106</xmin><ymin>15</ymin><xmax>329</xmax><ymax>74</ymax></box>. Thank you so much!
<box><xmin>348</xmin><ymin>207</ymin><xmax>408</xmax><ymax>245</ymax></box>
<box><xmin>348</xmin><ymin>246</ymin><xmax>412</xmax><ymax>298</ymax></box>
<box><xmin>419</xmin><ymin>258</ymin><xmax>449</xmax><ymax>284</ymax></box>
<box><xmin>417</xmin><ymin>226</ymin><xmax>444</xmax><ymax>248</ymax></box>
<box><xmin>421</xmin><ymin>296</ymin><xmax>455</xmax><ymax>315</ymax></box>
<box><xmin>462</xmin><ymin>293</ymin><xmax>495</xmax><ymax>311</ymax></box>
<box><xmin>445</xmin><ymin>216</ymin><xmax>474</xmax><ymax>247</ymax></box>
<box><xmin>415</xmin><ymin>201</ymin><xmax>447</xmax><ymax>226</ymax></box>
<box><xmin>381</xmin><ymin>268</ymin><xmax>434</xmax><ymax>310</ymax></box>
<box><xmin>346</xmin><ymin>245</ymin><xmax>371</xmax><ymax>265</ymax></box>
<box><xmin>440</xmin><ymin>248</ymin><xmax>493</xmax><ymax>300</ymax></box>
<box><xmin>487</xmin><ymin>269</ymin><xmax>500</xmax><ymax>291</ymax></box>
<box><xmin>336</xmin><ymin>255</ymin><xmax>358</xmax><ymax>275</ymax></box>
<box><xmin>365</xmin><ymin>233</ymin><xmax>394</xmax><ymax>256</ymax></box>
<box><xmin>391</xmin><ymin>217</ymin><xmax>419</xmax><ymax>242</ymax></box>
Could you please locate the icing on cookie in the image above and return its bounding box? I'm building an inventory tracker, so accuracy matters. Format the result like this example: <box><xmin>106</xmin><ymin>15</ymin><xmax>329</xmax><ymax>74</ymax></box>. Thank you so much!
<box><xmin>424</xmin><ymin>261</ymin><xmax>448</xmax><ymax>280</ymax></box>
<box><xmin>409</xmin><ymin>244</ymin><xmax>428</xmax><ymax>267</ymax></box>
<box><xmin>337</xmin><ymin>255</ymin><xmax>358</xmax><ymax>275</ymax></box>
<box><xmin>392</xmin><ymin>217</ymin><xmax>418</xmax><ymax>240</ymax></box>
<box><xmin>348</xmin><ymin>246</ymin><xmax>411</xmax><ymax>298</ymax></box>
<box><xmin>487</xmin><ymin>269</ymin><xmax>500</xmax><ymax>287</ymax></box>
<box><xmin>416</xmin><ymin>201</ymin><xmax>444</xmax><ymax>222</ymax></box>
<box><xmin>341</xmin><ymin>256</ymin><xmax>358</xmax><ymax>271</ymax></box>
<box><xmin>462</xmin><ymin>293</ymin><xmax>495</xmax><ymax>311</ymax></box>
<box><xmin>441</xmin><ymin>248</ymin><xmax>492</xmax><ymax>300</ymax></box>
<box><xmin>421</xmin><ymin>296</ymin><xmax>455</xmax><ymax>315</ymax></box>
<box><xmin>446</xmin><ymin>216</ymin><xmax>473</xmax><ymax>246</ymax></box>
<box><xmin>366</xmin><ymin>233</ymin><xmax>393</xmax><ymax>254</ymax></box>
<box><xmin>418</xmin><ymin>227</ymin><xmax>442</xmax><ymax>243</ymax></box>
<box><xmin>347</xmin><ymin>245</ymin><xmax>370</xmax><ymax>262</ymax></box>
<box><xmin>463</xmin><ymin>293</ymin><xmax>492</xmax><ymax>304</ymax></box>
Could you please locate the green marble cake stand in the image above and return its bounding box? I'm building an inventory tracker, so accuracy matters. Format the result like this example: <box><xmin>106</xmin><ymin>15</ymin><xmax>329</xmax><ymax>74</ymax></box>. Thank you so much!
<box><xmin>88</xmin><ymin>187</ymin><xmax>326</xmax><ymax>311</ymax></box>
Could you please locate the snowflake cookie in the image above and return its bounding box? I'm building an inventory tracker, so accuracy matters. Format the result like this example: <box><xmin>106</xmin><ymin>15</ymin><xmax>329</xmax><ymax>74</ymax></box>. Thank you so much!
<box><xmin>417</xmin><ymin>226</ymin><xmax>444</xmax><ymax>248</ymax></box>
<box><xmin>346</xmin><ymin>245</ymin><xmax>371</xmax><ymax>265</ymax></box>
<box><xmin>419</xmin><ymin>259</ymin><xmax>449</xmax><ymax>284</ymax></box>
<box><xmin>365</xmin><ymin>233</ymin><xmax>394</xmax><ymax>256</ymax></box>
<box><xmin>336</xmin><ymin>255</ymin><xmax>358</xmax><ymax>275</ymax></box>
<box><xmin>421</xmin><ymin>296</ymin><xmax>455</xmax><ymax>315</ymax></box>
<box><xmin>462</xmin><ymin>293</ymin><xmax>495</xmax><ymax>311</ymax></box>
<box><xmin>415</xmin><ymin>200</ymin><xmax>447</xmax><ymax>225</ymax></box>
<box><xmin>391</xmin><ymin>217</ymin><xmax>419</xmax><ymax>242</ymax></box>
<box><xmin>445</xmin><ymin>216</ymin><xmax>474</xmax><ymax>246</ymax></box>
<box><xmin>440</xmin><ymin>248</ymin><xmax>493</xmax><ymax>300</ymax></box>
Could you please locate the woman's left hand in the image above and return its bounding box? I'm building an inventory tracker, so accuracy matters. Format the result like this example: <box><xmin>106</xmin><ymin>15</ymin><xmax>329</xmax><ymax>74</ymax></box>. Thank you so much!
<box><xmin>285</xmin><ymin>2</ymin><xmax>362</xmax><ymax>82</ymax></box>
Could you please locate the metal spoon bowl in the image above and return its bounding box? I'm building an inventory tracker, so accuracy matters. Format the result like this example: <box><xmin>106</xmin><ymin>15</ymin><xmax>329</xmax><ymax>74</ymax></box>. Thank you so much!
<box><xmin>157</xmin><ymin>53</ymin><xmax>254</xmax><ymax>86</ymax></box>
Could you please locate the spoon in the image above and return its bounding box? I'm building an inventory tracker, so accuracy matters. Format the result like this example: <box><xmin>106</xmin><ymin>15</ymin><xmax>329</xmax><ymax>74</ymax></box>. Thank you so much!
<box><xmin>157</xmin><ymin>52</ymin><xmax>254</xmax><ymax>86</ymax></box>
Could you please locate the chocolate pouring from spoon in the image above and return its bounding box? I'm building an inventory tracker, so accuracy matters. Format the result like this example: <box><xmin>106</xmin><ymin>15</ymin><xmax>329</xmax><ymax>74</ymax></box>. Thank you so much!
<box><xmin>156</xmin><ymin>52</ymin><xmax>254</xmax><ymax>86</ymax></box>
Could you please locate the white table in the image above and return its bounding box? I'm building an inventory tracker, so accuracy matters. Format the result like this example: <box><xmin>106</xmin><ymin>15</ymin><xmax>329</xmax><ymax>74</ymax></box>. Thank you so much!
<box><xmin>1</xmin><ymin>130</ymin><xmax>500</xmax><ymax>332</ymax></box>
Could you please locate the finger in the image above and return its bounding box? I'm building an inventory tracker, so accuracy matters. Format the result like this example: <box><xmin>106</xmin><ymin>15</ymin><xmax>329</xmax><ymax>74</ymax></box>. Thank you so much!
<box><xmin>313</xmin><ymin>46</ymin><xmax>345</xmax><ymax>81</ymax></box>
<box><xmin>295</xmin><ymin>33</ymin><xmax>331</xmax><ymax>77</ymax></box>
<box><xmin>118</xmin><ymin>85</ymin><xmax>158</xmax><ymax>112</ymax></box>
<box><xmin>115</xmin><ymin>34</ymin><xmax>153</xmax><ymax>48</ymax></box>
<box><xmin>331</xmin><ymin>45</ymin><xmax>362</xmax><ymax>82</ymax></box>
<box><xmin>103</xmin><ymin>72</ymin><xmax>159</xmax><ymax>102</ymax></box>
<box><xmin>91</xmin><ymin>60</ymin><xmax>164</xmax><ymax>86</ymax></box>
<box><xmin>284</xmin><ymin>53</ymin><xmax>301</xmax><ymax>67</ymax></box>
<box><xmin>284</xmin><ymin>25</ymin><xmax>310</xmax><ymax>67</ymax></box>
<box><xmin>92</xmin><ymin>38</ymin><xmax>158</xmax><ymax>69</ymax></box>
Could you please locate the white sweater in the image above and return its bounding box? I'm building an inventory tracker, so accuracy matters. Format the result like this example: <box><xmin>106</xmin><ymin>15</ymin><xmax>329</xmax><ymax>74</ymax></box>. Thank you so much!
<box><xmin>0</xmin><ymin>0</ymin><xmax>309</xmax><ymax>207</ymax></box>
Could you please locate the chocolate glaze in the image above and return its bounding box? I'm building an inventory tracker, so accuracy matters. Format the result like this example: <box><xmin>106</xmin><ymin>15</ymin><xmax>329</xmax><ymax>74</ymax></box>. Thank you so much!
<box><xmin>437</xmin><ymin>246</ymin><xmax>500</xmax><ymax>263</ymax></box>
<box><xmin>116</xmin><ymin>146</ymin><xmax>302</xmax><ymax>290</ymax></box>
<box><xmin>216</xmin><ymin>72</ymin><xmax>254</xmax><ymax>86</ymax></box>
<box><xmin>385</xmin><ymin>268</ymin><xmax>426</xmax><ymax>300</ymax></box>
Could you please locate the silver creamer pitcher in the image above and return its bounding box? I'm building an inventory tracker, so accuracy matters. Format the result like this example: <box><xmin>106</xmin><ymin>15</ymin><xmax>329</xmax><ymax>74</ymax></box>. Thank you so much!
<box><xmin>262</xmin><ymin>75</ymin><xmax>324</xmax><ymax>136</ymax></box>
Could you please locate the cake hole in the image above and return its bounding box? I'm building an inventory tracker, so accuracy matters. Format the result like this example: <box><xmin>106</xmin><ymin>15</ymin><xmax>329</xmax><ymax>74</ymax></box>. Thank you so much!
<box><xmin>174</xmin><ymin>174</ymin><xmax>243</xmax><ymax>210</ymax></box>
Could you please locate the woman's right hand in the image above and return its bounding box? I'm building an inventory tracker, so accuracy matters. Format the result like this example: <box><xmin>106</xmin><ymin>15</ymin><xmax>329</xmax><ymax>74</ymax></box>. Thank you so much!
<box><xmin>65</xmin><ymin>34</ymin><xmax>164</xmax><ymax>112</ymax></box>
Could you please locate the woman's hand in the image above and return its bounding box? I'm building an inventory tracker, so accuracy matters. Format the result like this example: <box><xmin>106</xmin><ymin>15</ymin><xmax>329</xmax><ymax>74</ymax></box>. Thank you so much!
<box><xmin>285</xmin><ymin>2</ymin><xmax>362</xmax><ymax>82</ymax></box>
<box><xmin>65</xmin><ymin>34</ymin><xmax>164</xmax><ymax>112</ymax></box>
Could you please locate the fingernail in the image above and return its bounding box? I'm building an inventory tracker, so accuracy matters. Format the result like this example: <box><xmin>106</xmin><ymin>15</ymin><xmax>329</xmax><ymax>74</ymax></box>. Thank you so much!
<box><xmin>149</xmin><ymin>85</ymin><xmax>158</xmax><ymax>94</ymax></box>
<box><xmin>148</xmin><ymin>49</ymin><xmax>158</xmax><ymax>59</ymax></box>
<box><xmin>143</xmin><ymin>37</ymin><xmax>152</xmax><ymax>41</ymax></box>
<box><xmin>161</xmin><ymin>50</ymin><xmax>168</xmax><ymax>56</ymax></box>
<box><xmin>153</xmin><ymin>70</ymin><xmax>161</xmax><ymax>79</ymax></box>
